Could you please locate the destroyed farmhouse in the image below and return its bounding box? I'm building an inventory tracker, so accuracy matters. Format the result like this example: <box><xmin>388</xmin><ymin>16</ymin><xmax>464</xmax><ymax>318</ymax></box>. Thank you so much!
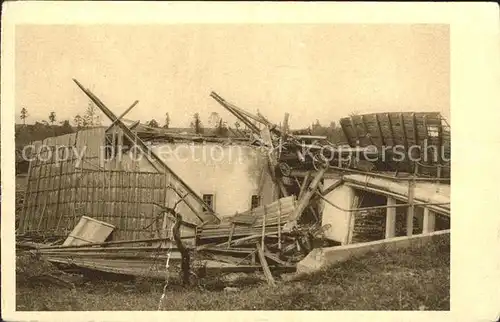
<box><xmin>17</xmin><ymin>79</ymin><xmax>451</xmax><ymax>284</ymax></box>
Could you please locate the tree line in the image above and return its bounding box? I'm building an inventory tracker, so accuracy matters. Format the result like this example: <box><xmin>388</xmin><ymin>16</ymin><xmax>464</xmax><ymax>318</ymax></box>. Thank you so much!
<box><xmin>20</xmin><ymin>102</ymin><xmax>102</xmax><ymax>128</ymax></box>
<box><xmin>18</xmin><ymin>104</ymin><xmax>345</xmax><ymax>144</ymax></box>
<box><xmin>16</xmin><ymin>102</ymin><xmax>102</xmax><ymax>147</ymax></box>
<box><xmin>145</xmin><ymin>111</ymin><xmax>231</xmax><ymax>136</ymax></box>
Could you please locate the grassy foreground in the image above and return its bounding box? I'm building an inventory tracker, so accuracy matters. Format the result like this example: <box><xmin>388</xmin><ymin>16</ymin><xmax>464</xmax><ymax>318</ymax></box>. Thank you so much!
<box><xmin>16</xmin><ymin>238</ymin><xmax>449</xmax><ymax>311</ymax></box>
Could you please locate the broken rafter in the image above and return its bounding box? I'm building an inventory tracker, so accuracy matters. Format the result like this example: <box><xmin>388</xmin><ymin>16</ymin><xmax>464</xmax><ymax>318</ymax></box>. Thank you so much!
<box><xmin>386</xmin><ymin>113</ymin><xmax>396</xmax><ymax>146</ymax></box>
<box><xmin>284</xmin><ymin>166</ymin><xmax>327</xmax><ymax>231</ymax></box>
<box><xmin>398</xmin><ymin>113</ymin><xmax>409</xmax><ymax>149</ymax></box>
<box><xmin>223</xmin><ymin>95</ymin><xmax>269</xmax><ymax>128</ymax></box>
<box><xmin>412</xmin><ymin>113</ymin><xmax>419</xmax><ymax>146</ymax></box>
<box><xmin>257</xmin><ymin>112</ymin><xmax>272</xmax><ymax>125</ymax></box>
<box><xmin>398</xmin><ymin>113</ymin><xmax>412</xmax><ymax>171</ymax></box>
<box><xmin>437</xmin><ymin>115</ymin><xmax>444</xmax><ymax>165</ymax></box>
<box><xmin>129</xmin><ymin>121</ymin><xmax>141</xmax><ymax>131</ymax></box>
<box><xmin>106</xmin><ymin>100</ymin><xmax>139</xmax><ymax>133</ymax></box>
<box><xmin>210</xmin><ymin>92</ymin><xmax>261</xmax><ymax>134</ymax></box>
<box><xmin>298</xmin><ymin>172</ymin><xmax>312</xmax><ymax>200</ymax></box>
<box><xmin>320</xmin><ymin>178</ymin><xmax>343</xmax><ymax>196</ymax></box>
<box><xmin>73</xmin><ymin>79</ymin><xmax>220</xmax><ymax>224</ymax></box>
<box><xmin>211</xmin><ymin>92</ymin><xmax>300</xmax><ymax>148</ymax></box>
<box><xmin>422</xmin><ymin>115</ymin><xmax>429</xmax><ymax>141</ymax></box>
<box><xmin>374</xmin><ymin>114</ymin><xmax>386</xmax><ymax>146</ymax></box>
<box><xmin>214</xmin><ymin>232</ymin><xmax>275</xmax><ymax>248</ymax></box>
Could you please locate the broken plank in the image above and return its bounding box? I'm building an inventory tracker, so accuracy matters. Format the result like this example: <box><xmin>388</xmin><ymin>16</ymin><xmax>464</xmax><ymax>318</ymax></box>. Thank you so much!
<box><xmin>213</xmin><ymin>232</ymin><xmax>276</xmax><ymax>248</ymax></box>
<box><xmin>256</xmin><ymin>242</ymin><xmax>276</xmax><ymax>286</ymax></box>
<box><xmin>298</xmin><ymin>172</ymin><xmax>312</xmax><ymax>200</ymax></box>
<box><xmin>321</xmin><ymin>178</ymin><xmax>343</xmax><ymax>196</ymax></box>
<box><xmin>261</xmin><ymin>205</ymin><xmax>267</xmax><ymax>251</ymax></box>
<box><xmin>264</xmin><ymin>251</ymin><xmax>289</xmax><ymax>266</ymax></box>
<box><xmin>283</xmin><ymin>167</ymin><xmax>327</xmax><ymax>231</ymax></box>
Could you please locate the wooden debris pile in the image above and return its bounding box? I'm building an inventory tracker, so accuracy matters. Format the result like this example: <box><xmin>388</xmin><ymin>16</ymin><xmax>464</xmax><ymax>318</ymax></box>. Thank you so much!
<box><xmin>18</xmin><ymin>194</ymin><xmax>335</xmax><ymax>286</ymax></box>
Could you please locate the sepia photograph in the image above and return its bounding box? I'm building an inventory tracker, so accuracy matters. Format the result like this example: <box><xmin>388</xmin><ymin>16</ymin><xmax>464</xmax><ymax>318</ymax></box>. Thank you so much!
<box><xmin>1</xmin><ymin>2</ymin><xmax>499</xmax><ymax>321</ymax></box>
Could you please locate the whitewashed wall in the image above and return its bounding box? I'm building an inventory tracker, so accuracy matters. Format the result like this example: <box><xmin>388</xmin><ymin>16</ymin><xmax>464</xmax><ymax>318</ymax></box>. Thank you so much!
<box><xmin>128</xmin><ymin>142</ymin><xmax>276</xmax><ymax>219</ymax></box>
<box><xmin>321</xmin><ymin>180</ymin><xmax>355</xmax><ymax>244</ymax></box>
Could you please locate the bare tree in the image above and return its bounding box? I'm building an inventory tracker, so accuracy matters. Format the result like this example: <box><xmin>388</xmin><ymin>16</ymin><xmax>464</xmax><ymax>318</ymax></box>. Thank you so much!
<box><xmin>20</xmin><ymin>107</ymin><xmax>29</xmax><ymax>125</ymax></box>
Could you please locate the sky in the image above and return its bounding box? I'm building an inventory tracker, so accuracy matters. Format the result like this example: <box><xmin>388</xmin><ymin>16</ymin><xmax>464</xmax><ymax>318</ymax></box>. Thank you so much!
<box><xmin>15</xmin><ymin>24</ymin><xmax>449</xmax><ymax>128</ymax></box>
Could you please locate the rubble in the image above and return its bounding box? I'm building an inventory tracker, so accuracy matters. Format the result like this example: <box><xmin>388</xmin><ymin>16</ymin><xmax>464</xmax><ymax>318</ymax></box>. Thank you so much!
<box><xmin>16</xmin><ymin>80</ymin><xmax>451</xmax><ymax>286</ymax></box>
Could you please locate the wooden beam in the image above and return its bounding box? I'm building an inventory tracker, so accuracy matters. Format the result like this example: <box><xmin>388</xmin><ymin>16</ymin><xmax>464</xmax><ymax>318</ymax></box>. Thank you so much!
<box><xmin>277</xmin><ymin>199</ymin><xmax>282</xmax><ymax>250</ymax></box>
<box><xmin>227</xmin><ymin>223</ymin><xmax>236</xmax><ymax>249</ymax></box>
<box><xmin>399</xmin><ymin>113</ymin><xmax>409</xmax><ymax>149</ymax></box>
<box><xmin>374</xmin><ymin>114</ymin><xmax>386</xmax><ymax>146</ymax></box>
<box><xmin>298</xmin><ymin>171</ymin><xmax>312</xmax><ymax>200</ymax></box>
<box><xmin>210</xmin><ymin>92</ymin><xmax>261</xmax><ymax>134</ymax></box>
<box><xmin>215</xmin><ymin>232</ymin><xmax>276</xmax><ymax>248</ymax></box>
<box><xmin>437</xmin><ymin>115</ymin><xmax>444</xmax><ymax>165</ymax></box>
<box><xmin>290</xmin><ymin>168</ymin><xmax>450</xmax><ymax>182</ymax></box>
<box><xmin>168</xmin><ymin>188</ymin><xmax>205</xmax><ymax>223</ymax></box>
<box><xmin>284</xmin><ymin>167</ymin><xmax>327</xmax><ymax>231</ymax></box>
<box><xmin>321</xmin><ymin>178</ymin><xmax>343</xmax><ymax>196</ymax></box>
<box><xmin>257</xmin><ymin>112</ymin><xmax>272</xmax><ymax>125</ymax></box>
<box><xmin>227</xmin><ymin>100</ymin><xmax>268</xmax><ymax>126</ymax></box>
<box><xmin>422</xmin><ymin>115</ymin><xmax>429</xmax><ymax>141</ymax></box>
<box><xmin>345</xmin><ymin>192</ymin><xmax>357</xmax><ymax>245</ymax></box>
<box><xmin>412</xmin><ymin>113</ymin><xmax>419</xmax><ymax>146</ymax></box>
<box><xmin>264</xmin><ymin>251</ymin><xmax>289</xmax><ymax>266</ymax></box>
<box><xmin>385</xmin><ymin>197</ymin><xmax>396</xmax><ymax>238</ymax></box>
<box><xmin>308</xmin><ymin>204</ymin><xmax>319</xmax><ymax>223</ymax></box>
<box><xmin>407</xmin><ymin>180</ymin><xmax>415</xmax><ymax>236</ymax></box>
<box><xmin>398</xmin><ymin>113</ymin><xmax>412</xmax><ymax>171</ymax></box>
<box><xmin>129</xmin><ymin>121</ymin><xmax>140</xmax><ymax>131</ymax></box>
<box><xmin>261</xmin><ymin>205</ymin><xmax>267</xmax><ymax>251</ymax></box>
<box><xmin>422</xmin><ymin>207</ymin><xmax>436</xmax><ymax>233</ymax></box>
<box><xmin>256</xmin><ymin>242</ymin><xmax>276</xmax><ymax>286</ymax></box>
<box><xmin>106</xmin><ymin>100</ymin><xmax>139</xmax><ymax>132</ymax></box>
<box><xmin>386</xmin><ymin>113</ymin><xmax>396</xmax><ymax>146</ymax></box>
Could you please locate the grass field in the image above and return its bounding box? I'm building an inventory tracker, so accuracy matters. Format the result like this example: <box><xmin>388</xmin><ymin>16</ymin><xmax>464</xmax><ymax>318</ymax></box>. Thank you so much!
<box><xmin>16</xmin><ymin>237</ymin><xmax>449</xmax><ymax>311</ymax></box>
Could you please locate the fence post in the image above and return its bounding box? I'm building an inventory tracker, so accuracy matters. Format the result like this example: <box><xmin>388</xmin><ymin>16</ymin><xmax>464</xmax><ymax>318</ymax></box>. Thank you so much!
<box><xmin>422</xmin><ymin>207</ymin><xmax>436</xmax><ymax>233</ymax></box>
<box><xmin>385</xmin><ymin>197</ymin><xmax>396</xmax><ymax>239</ymax></box>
